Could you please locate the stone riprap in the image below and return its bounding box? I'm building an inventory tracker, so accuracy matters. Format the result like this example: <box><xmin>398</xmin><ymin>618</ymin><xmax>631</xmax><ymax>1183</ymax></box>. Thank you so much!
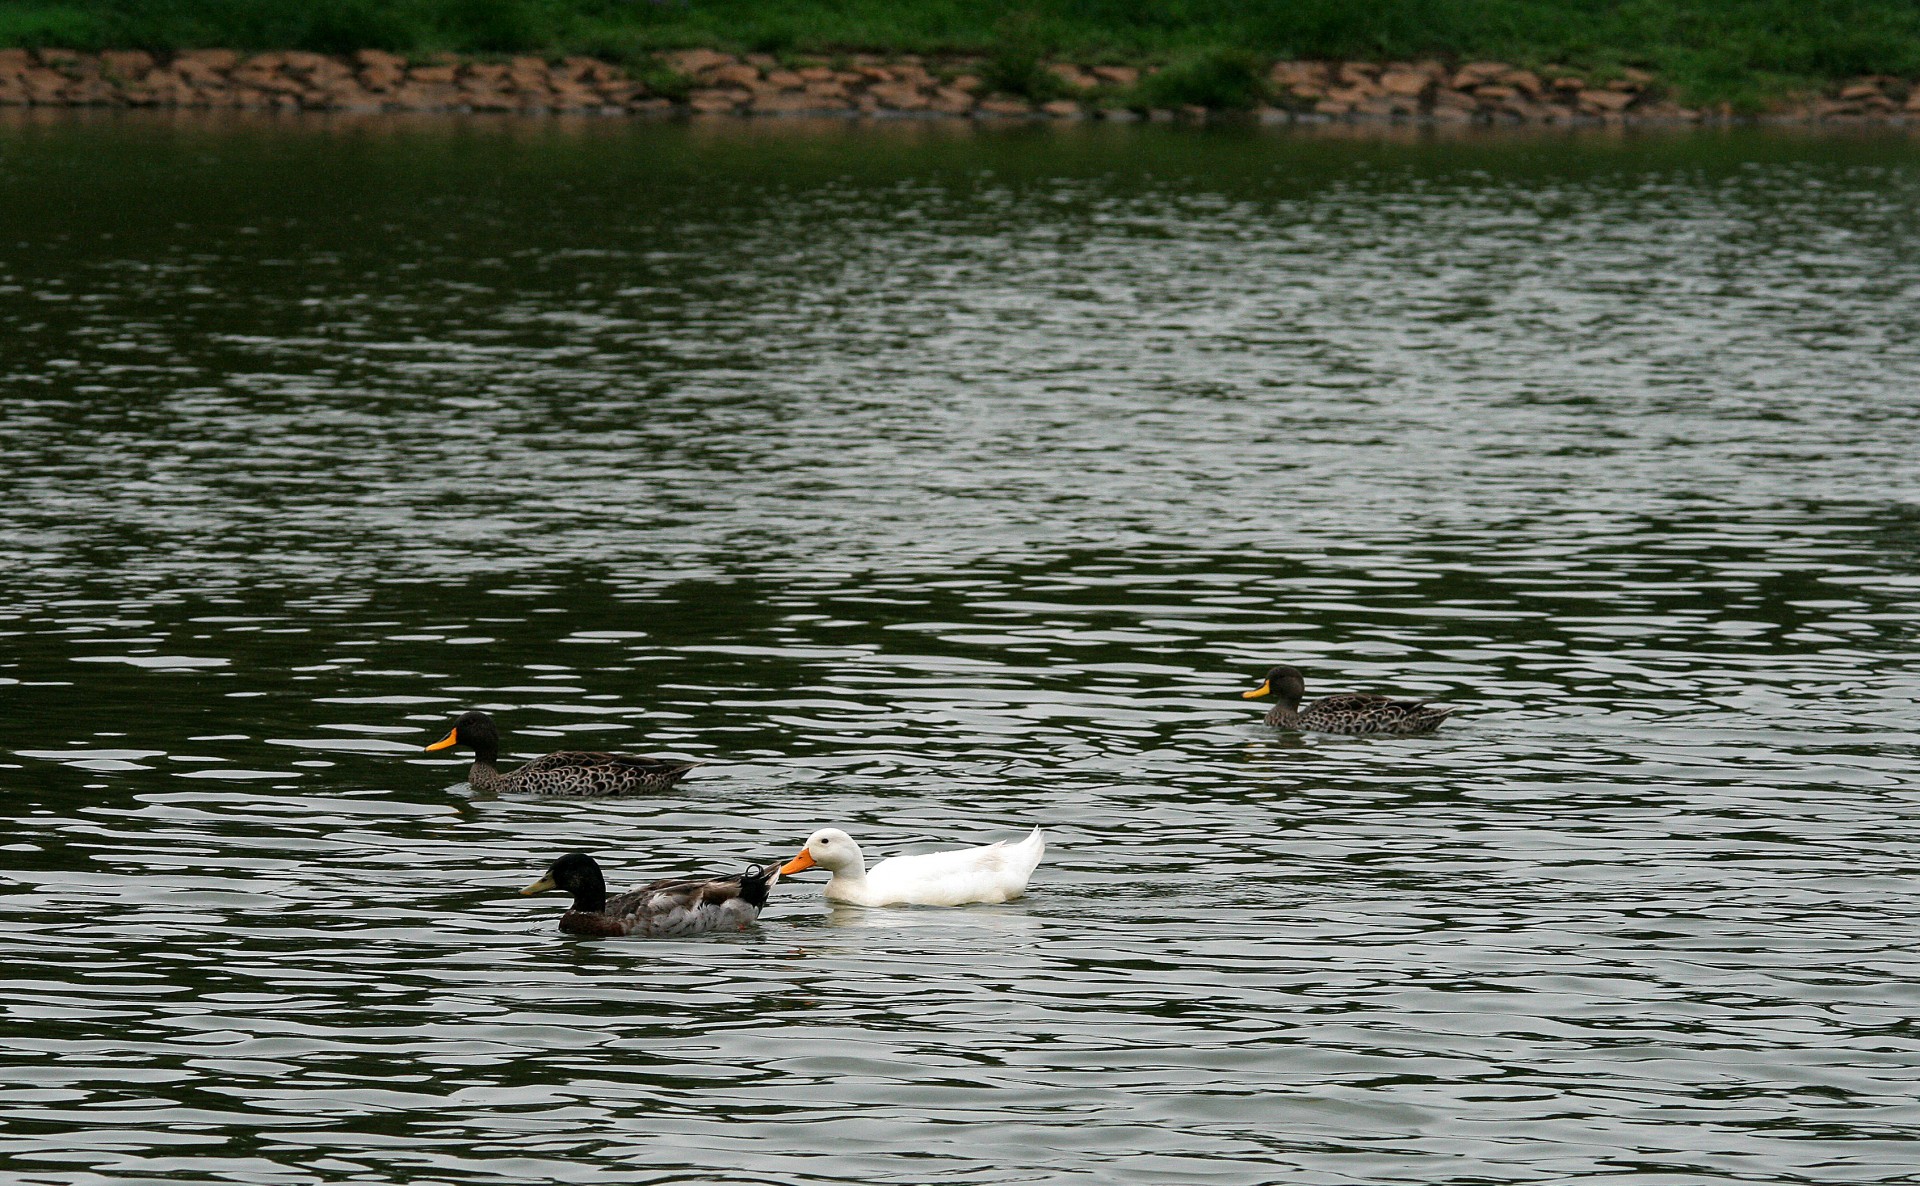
<box><xmin>2</xmin><ymin>47</ymin><xmax>1918</xmax><ymax>123</ymax></box>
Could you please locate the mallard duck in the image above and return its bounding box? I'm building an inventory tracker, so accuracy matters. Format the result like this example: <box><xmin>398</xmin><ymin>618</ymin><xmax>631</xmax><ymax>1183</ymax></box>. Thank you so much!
<box><xmin>779</xmin><ymin>826</ymin><xmax>1046</xmax><ymax>906</ymax></box>
<box><xmin>424</xmin><ymin>710</ymin><xmax>697</xmax><ymax>796</ymax></box>
<box><xmin>1242</xmin><ymin>665</ymin><xmax>1452</xmax><ymax>734</ymax></box>
<box><xmin>521</xmin><ymin>852</ymin><xmax>779</xmax><ymax>937</ymax></box>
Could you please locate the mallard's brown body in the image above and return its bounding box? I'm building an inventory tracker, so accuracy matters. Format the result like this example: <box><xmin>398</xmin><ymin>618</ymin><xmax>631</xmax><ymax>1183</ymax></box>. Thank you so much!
<box><xmin>524</xmin><ymin>853</ymin><xmax>778</xmax><ymax>938</ymax></box>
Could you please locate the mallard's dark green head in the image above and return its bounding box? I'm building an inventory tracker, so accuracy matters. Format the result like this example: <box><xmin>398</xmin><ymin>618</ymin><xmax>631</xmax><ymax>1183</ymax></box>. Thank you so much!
<box><xmin>522</xmin><ymin>852</ymin><xmax>607</xmax><ymax>913</ymax></box>
<box><xmin>424</xmin><ymin>710</ymin><xmax>500</xmax><ymax>763</ymax></box>
<box><xmin>1243</xmin><ymin>665</ymin><xmax>1307</xmax><ymax>707</ymax></box>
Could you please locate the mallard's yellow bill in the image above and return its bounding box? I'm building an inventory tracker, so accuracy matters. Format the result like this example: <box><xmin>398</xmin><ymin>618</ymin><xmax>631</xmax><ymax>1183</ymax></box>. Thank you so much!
<box><xmin>780</xmin><ymin>849</ymin><xmax>816</xmax><ymax>875</ymax></box>
<box><xmin>424</xmin><ymin>729</ymin><xmax>458</xmax><ymax>752</ymax></box>
<box><xmin>1242</xmin><ymin>681</ymin><xmax>1272</xmax><ymax>700</ymax></box>
<box><xmin>520</xmin><ymin>875</ymin><xmax>557</xmax><ymax>895</ymax></box>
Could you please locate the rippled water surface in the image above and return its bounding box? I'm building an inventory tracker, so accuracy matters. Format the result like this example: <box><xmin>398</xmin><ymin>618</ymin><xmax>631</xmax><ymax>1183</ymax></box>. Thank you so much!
<box><xmin>3</xmin><ymin>114</ymin><xmax>1920</xmax><ymax>1184</ymax></box>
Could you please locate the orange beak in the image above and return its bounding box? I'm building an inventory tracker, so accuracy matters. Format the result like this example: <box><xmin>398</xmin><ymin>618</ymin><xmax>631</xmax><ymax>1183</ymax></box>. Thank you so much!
<box><xmin>1242</xmin><ymin>680</ymin><xmax>1272</xmax><ymax>700</ymax></box>
<box><xmin>424</xmin><ymin>728</ymin><xmax>459</xmax><ymax>752</ymax></box>
<box><xmin>779</xmin><ymin>848</ymin><xmax>816</xmax><ymax>875</ymax></box>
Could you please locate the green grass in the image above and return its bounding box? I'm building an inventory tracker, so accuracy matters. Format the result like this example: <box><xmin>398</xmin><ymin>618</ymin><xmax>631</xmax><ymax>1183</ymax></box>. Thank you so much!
<box><xmin>5</xmin><ymin>1</ymin><xmax>1920</xmax><ymax>106</ymax></box>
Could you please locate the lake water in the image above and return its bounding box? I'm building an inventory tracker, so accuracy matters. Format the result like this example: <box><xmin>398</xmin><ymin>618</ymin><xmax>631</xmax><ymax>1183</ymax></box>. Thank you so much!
<box><xmin>3</xmin><ymin>113</ymin><xmax>1920</xmax><ymax>1184</ymax></box>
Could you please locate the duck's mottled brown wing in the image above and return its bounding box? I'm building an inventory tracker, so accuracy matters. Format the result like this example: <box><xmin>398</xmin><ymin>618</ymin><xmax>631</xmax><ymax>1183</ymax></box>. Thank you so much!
<box><xmin>1300</xmin><ymin>694</ymin><xmax>1452</xmax><ymax>735</ymax></box>
<box><xmin>506</xmin><ymin>751</ymin><xmax>699</xmax><ymax>796</ymax></box>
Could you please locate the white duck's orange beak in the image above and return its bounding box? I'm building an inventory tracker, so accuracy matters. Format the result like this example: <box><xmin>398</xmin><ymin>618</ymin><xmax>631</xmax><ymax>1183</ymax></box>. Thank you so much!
<box><xmin>780</xmin><ymin>849</ymin><xmax>816</xmax><ymax>875</ymax></box>
<box><xmin>424</xmin><ymin>728</ymin><xmax>458</xmax><ymax>752</ymax></box>
<box><xmin>1242</xmin><ymin>680</ymin><xmax>1272</xmax><ymax>700</ymax></box>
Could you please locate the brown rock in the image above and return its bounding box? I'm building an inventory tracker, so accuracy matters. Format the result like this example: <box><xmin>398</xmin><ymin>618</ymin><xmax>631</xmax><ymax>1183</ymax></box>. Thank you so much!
<box><xmin>1578</xmin><ymin>88</ymin><xmax>1634</xmax><ymax>112</ymax></box>
<box><xmin>1548</xmin><ymin>75</ymin><xmax>1583</xmax><ymax>92</ymax></box>
<box><xmin>666</xmin><ymin>49</ymin><xmax>734</xmax><ymax>76</ymax></box>
<box><xmin>751</xmin><ymin>90</ymin><xmax>846</xmax><ymax>114</ymax></box>
<box><xmin>465</xmin><ymin>62</ymin><xmax>507</xmax><ymax>85</ymax></box>
<box><xmin>976</xmin><ymin>97</ymin><xmax>1032</xmax><ymax>116</ymax></box>
<box><xmin>355</xmin><ymin>50</ymin><xmax>405</xmax><ymax>72</ymax></box>
<box><xmin>177</xmin><ymin>49</ymin><xmax>238</xmax><ymax>72</ymax></box>
<box><xmin>100</xmin><ymin>50</ymin><xmax>155</xmax><ymax>78</ymax></box>
<box><xmin>797</xmin><ymin>66</ymin><xmax>836</xmax><ymax>82</ymax></box>
<box><xmin>360</xmin><ymin>68</ymin><xmax>403</xmax><ymax>93</ymax></box>
<box><xmin>1907</xmin><ymin>89</ymin><xmax>1920</xmax><ymax>112</ymax></box>
<box><xmin>240</xmin><ymin>52</ymin><xmax>286</xmax><ymax>72</ymax></box>
<box><xmin>306</xmin><ymin>59</ymin><xmax>352</xmax><ymax>84</ymax></box>
<box><xmin>869</xmin><ymin>82</ymin><xmax>929</xmax><ymax>111</ymax></box>
<box><xmin>688</xmin><ymin>88</ymin><xmax>746</xmax><ymax>113</ymax></box>
<box><xmin>1501</xmin><ymin>69</ymin><xmax>1542</xmax><ymax>96</ymax></box>
<box><xmin>1605</xmin><ymin>79</ymin><xmax>1640</xmax><ymax>93</ymax></box>
<box><xmin>465</xmin><ymin>91</ymin><xmax>516</xmax><ymax>113</ymax></box>
<box><xmin>1314</xmin><ymin>97</ymin><xmax>1353</xmax><ymax>116</ymax></box>
<box><xmin>1042</xmin><ymin>98</ymin><xmax>1083</xmax><ymax>117</ymax></box>
<box><xmin>1451</xmin><ymin>61</ymin><xmax>1506</xmax><ymax>89</ymax></box>
<box><xmin>551</xmin><ymin>85</ymin><xmax>604</xmax><ymax>110</ymax></box>
<box><xmin>64</xmin><ymin>79</ymin><xmax>119</xmax><ymax>105</ymax></box>
<box><xmin>1377</xmin><ymin>69</ymin><xmax>1428</xmax><ymax>98</ymax></box>
<box><xmin>1269</xmin><ymin>61</ymin><xmax>1324</xmax><ymax>90</ymax></box>
<box><xmin>1091</xmin><ymin>65</ymin><xmax>1138</xmax><ymax>86</ymax></box>
<box><xmin>950</xmin><ymin>73</ymin><xmax>983</xmax><ymax>91</ymax></box>
<box><xmin>1619</xmin><ymin>66</ymin><xmax>1654</xmax><ymax>85</ymax></box>
<box><xmin>1336</xmin><ymin>62</ymin><xmax>1379</xmax><ymax>85</ymax></box>
<box><xmin>23</xmin><ymin>67</ymin><xmax>68</xmax><ymax>102</ymax></box>
<box><xmin>391</xmin><ymin>84</ymin><xmax>459</xmax><ymax>110</ymax></box>
<box><xmin>763</xmin><ymin>69</ymin><xmax>805</xmax><ymax>90</ymax></box>
<box><xmin>409</xmin><ymin>64</ymin><xmax>457</xmax><ymax>85</ymax></box>
<box><xmin>630</xmin><ymin>97</ymin><xmax>674</xmax><ymax>114</ymax></box>
<box><xmin>0</xmin><ymin>48</ymin><xmax>31</xmax><ymax>74</ymax></box>
<box><xmin>36</xmin><ymin>48</ymin><xmax>81</xmax><ymax>68</ymax></box>
<box><xmin>1048</xmin><ymin>64</ymin><xmax>1097</xmax><ymax>90</ymax></box>
<box><xmin>708</xmin><ymin>63</ymin><xmax>760</xmax><ymax>88</ymax></box>
<box><xmin>1473</xmin><ymin>84</ymin><xmax>1517</xmax><ymax>102</ymax></box>
<box><xmin>1839</xmin><ymin>81</ymin><xmax>1883</xmax><ymax>100</ymax></box>
<box><xmin>928</xmin><ymin>87</ymin><xmax>974</xmax><ymax>114</ymax></box>
<box><xmin>566</xmin><ymin>56</ymin><xmax>614</xmax><ymax>82</ymax></box>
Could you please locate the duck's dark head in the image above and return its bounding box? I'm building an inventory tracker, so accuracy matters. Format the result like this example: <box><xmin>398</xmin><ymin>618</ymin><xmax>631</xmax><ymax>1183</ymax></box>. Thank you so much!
<box><xmin>1243</xmin><ymin>665</ymin><xmax>1307</xmax><ymax>707</ymax></box>
<box><xmin>425</xmin><ymin>710</ymin><xmax>499</xmax><ymax>763</ymax></box>
<box><xmin>521</xmin><ymin>852</ymin><xmax>607</xmax><ymax>913</ymax></box>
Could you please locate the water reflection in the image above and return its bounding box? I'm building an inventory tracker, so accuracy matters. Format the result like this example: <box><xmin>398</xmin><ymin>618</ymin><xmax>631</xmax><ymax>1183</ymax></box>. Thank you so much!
<box><xmin>0</xmin><ymin>115</ymin><xmax>1918</xmax><ymax>1183</ymax></box>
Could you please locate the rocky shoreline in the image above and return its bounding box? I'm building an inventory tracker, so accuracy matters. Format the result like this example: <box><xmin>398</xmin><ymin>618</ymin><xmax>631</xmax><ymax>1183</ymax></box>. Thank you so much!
<box><xmin>4</xmin><ymin>47</ymin><xmax>1920</xmax><ymax>126</ymax></box>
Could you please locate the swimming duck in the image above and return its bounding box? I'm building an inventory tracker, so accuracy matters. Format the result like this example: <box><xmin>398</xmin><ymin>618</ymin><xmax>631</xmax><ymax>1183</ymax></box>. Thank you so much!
<box><xmin>521</xmin><ymin>852</ymin><xmax>779</xmax><ymax>937</ymax></box>
<box><xmin>779</xmin><ymin>826</ymin><xmax>1046</xmax><ymax>907</ymax></box>
<box><xmin>424</xmin><ymin>710</ymin><xmax>697</xmax><ymax>796</ymax></box>
<box><xmin>1242</xmin><ymin>665</ymin><xmax>1451</xmax><ymax>734</ymax></box>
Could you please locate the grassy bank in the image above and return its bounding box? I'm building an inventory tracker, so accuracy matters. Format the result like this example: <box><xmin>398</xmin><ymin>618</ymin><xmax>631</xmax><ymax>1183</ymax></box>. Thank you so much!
<box><xmin>3</xmin><ymin>1</ymin><xmax>1919</xmax><ymax>107</ymax></box>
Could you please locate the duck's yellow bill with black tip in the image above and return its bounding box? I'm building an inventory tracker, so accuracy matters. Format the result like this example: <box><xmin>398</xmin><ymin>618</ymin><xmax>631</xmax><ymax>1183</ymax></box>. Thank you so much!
<box><xmin>520</xmin><ymin>874</ymin><xmax>557</xmax><ymax>895</ymax></box>
<box><xmin>779</xmin><ymin>849</ymin><xmax>815</xmax><ymax>875</ymax></box>
<box><xmin>424</xmin><ymin>729</ymin><xmax>458</xmax><ymax>752</ymax></box>
<box><xmin>1242</xmin><ymin>681</ymin><xmax>1272</xmax><ymax>700</ymax></box>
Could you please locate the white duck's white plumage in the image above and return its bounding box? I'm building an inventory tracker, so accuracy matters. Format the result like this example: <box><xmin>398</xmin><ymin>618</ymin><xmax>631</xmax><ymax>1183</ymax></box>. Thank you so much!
<box><xmin>780</xmin><ymin>826</ymin><xmax>1046</xmax><ymax>907</ymax></box>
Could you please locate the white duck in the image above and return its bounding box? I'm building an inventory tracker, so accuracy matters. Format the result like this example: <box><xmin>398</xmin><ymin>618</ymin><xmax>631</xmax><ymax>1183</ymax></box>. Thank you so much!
<box><xmin>778</xmin><ymin>826</ymin><xmax>1046</xmax><ymax>907</ymax></box>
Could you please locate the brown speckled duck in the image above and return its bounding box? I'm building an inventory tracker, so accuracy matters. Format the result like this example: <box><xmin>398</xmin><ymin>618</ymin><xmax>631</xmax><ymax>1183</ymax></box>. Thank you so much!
<box><xmin>521</xmin><ymin>852</ymin><xmax>778</xmax><ymax>937</ymax></box>
<box><xmin>424</xmin><ymin>710</ymin><xmax>697</xmax><ymax>796</ymax></box>
<box><xmin>1242</xmin><ymin>665</ymin><xmax>1452</xmax><ymax>735</ymax></box>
